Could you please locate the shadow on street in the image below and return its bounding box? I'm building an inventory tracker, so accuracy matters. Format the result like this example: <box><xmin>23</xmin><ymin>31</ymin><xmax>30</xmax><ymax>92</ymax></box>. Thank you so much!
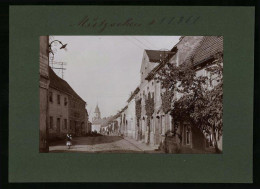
<box><xmin>49</xmin><ymin>136</ymin><xmax>123</xmax><ymax>146</ymax></box>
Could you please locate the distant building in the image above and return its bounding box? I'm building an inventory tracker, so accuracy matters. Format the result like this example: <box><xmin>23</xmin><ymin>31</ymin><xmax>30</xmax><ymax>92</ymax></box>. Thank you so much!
<box><xmin>91</xmin><ymin>104</ymin><xmax>102</xmax><ymax>133</ymax></box>
<box><xmin>92</xmin><ymin>119</ymin><xmax>103</xmax><ymax>133</ymax></box>
<box><xmin>92</xmin><ymin>104</ymin><xmax>101</xmax><ymax>121</ymax></box>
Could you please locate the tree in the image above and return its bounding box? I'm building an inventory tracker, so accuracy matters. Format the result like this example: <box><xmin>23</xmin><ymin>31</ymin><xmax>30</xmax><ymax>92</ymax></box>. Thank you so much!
<box><xmin>135</xmin><ymin>98</ymin><xmax>142</xmax><ymax>140</ymax></box>
<box><xmin>145</xmin><ymin>92</ymin><xmax>155</xmax><ymax>144</ymax></box>
<box><xmin>156</xmin><ymin>55</ymin><xmax>223</xmax><ymax>153</ymax></box>
<box><xmin>161</xmin><ymin>89</ymin><xmax>173</xmax><ymax>114</ymax></box>
<box><xmin>191</xmin><ymin>60</ymin><xmax>223</xmax><ymax>153</ymax></box>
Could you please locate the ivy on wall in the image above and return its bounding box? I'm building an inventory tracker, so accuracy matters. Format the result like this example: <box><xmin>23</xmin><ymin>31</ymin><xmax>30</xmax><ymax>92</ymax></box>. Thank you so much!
<box><xmin>135</xmin><ymin>98</ymin><xmax>142</xmax><ymax>126</ymax></box>
<box><xmin>145</xmin><ymin>92</ymin><xmax>155</xmax><ymax>144</ymax></box>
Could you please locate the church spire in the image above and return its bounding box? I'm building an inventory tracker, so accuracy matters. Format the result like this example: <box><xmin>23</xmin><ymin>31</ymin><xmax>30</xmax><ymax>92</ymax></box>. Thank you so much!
<box><xmin>92</xmin><ymin>103</ymin><xmax>101</xmax><ymax>121</ymax></box>
<box><xmin>94</xmin><ymin>104</ymin><xmax>100</xmax><ymax>113</ymax></box>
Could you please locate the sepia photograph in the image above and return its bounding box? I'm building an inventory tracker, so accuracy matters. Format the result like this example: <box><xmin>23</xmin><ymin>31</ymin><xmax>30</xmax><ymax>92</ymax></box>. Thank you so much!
<box><xmin>39</xmin><ymin>36</ymin><xmax>223</xmax><ymax>154</ymax></box>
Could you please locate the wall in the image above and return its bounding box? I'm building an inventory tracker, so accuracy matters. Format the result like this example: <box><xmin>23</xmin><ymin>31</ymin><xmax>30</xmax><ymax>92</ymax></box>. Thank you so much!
<box><xmin>84</xmin><ymin>111</ymin><xmax>91</xmax><ymax>134</ymax></box>
<box><xmin>92</xmin><ymin>124</ymin><xmax>101</xmax><ymax>133</ymax></box>
<box><xmin>48</xmin><ymin>88</ymin><xmax>69</xmax><ymax>140</ymax></box>
<box><xmin>68</xmin><ymin>96</ymin><xmax>86</xmax><ymax>136</ymax></box>
<box><xmin>39</xmin><ymin>36</ymin><xmax>49</xmax><ymax>152</ymax></box>
<box><xmin>125</xmin><ymin>99</ymin><xmax>136</xmax><ymax>139</ymax></box>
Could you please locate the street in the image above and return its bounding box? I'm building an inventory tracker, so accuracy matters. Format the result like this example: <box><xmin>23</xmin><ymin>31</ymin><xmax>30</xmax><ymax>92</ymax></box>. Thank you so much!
<box><xmin>49</xmin><ymin>135</ymin><xmax>162</xmax><ymax>153</ymax></box>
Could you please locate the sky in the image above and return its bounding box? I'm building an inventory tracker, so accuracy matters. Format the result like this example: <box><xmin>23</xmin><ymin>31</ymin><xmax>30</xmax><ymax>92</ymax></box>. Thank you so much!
<box><xmin>50</xmin><ymin>36</ymin><xmax>180</xmax><ymax>120</ymax></box>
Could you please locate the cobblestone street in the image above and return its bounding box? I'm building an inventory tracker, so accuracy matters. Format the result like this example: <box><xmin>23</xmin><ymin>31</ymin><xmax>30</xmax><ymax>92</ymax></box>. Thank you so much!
<box><xmin>49</xmin><ymin>136</ymin><xmax>162</xmax><ymax>153</ymax></box>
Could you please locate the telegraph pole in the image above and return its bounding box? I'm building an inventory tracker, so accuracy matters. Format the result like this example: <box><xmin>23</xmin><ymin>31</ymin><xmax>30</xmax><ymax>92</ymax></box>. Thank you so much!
<box><xmin>51</xmin><ymin>61</ymin><xmax>67</xmax><ymax>79</ymax></box>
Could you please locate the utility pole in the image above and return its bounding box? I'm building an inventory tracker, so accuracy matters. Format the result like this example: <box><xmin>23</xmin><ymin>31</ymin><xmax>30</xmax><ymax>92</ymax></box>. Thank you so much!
<box><xmin>51</xmin><ymin>61</ymin><xmax>67</xmax><ymax>79</ymax></box>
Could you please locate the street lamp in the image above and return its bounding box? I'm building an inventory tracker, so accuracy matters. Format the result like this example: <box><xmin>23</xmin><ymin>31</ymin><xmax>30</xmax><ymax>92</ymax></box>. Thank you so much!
<box><xmin>48</xmin><ymin>40</ymin><xmax>67</xmax><ymax>55</ymax></box>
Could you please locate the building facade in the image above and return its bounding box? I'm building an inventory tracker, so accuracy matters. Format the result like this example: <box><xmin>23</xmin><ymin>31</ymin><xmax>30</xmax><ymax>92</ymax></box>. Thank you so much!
<box><xmin>48</xmin><ymin>86</ymin><xmax>69</xmax><ymax>140</ymax></box>
<box><xmin>118</xmin><ymin>36</ymin><xmax>223</xmax><ymax>152</ymax></box>
<box><xmin>39</xmin><ymin>36</ymin><xmax>50</xmax><ymax>152</ymax></box>
<box><xmin>84</xmin><ymin>110</ymin><xmax>92</xmax><ymax>134</ymax></box>
<box><xmin>91</xmin><ymin>104</ymin><xmax>103</xmax><ymax>133</ymax></box>
<box><xmin>48</xmin><ymin>67</ymin><xmax>87</xmax><ymax>140</ymax></box>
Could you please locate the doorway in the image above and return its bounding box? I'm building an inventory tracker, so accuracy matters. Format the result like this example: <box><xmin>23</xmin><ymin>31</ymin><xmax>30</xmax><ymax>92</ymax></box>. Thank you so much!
<box><xmin>56</xmin><ymin>118</ymin><xmax>60</xmax><ymax>136</ymax></box>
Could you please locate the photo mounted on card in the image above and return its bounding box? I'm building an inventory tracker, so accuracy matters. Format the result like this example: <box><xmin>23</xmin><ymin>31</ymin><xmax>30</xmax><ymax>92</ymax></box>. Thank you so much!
<box><xmin>10</xmin><ymin>6</ymin><xmax>254</xmax><ymax>183</ymax></box>
<box><xmin>40</xmin><ymin>35</ymin><xmax>223</xmax><ymax>154</ymax></box>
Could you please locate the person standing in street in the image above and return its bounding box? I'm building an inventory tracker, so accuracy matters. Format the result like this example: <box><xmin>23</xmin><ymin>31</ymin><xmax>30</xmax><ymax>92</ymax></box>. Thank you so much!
<box><xmin>66</xmin><ymin>134</ymin><xmax>72</xmax><ymax>149</ymax></box>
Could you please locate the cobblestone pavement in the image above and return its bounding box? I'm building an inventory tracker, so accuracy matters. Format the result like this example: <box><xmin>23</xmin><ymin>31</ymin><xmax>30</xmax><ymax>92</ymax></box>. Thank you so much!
<box><xmin>49</xmin><ymin>135</ymin><xmax>162</xmax><ymax>153</ymax></box>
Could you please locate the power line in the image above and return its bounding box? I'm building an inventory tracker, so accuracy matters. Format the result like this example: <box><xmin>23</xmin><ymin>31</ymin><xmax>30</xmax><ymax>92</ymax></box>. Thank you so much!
<box><xmin>132</xmin><ymin>36</ymin><xmax>152</xmax><ymax>50</ymax></box>
<box><xmin>142</xmin><ymin>38</ymin><xmax>159</xmax><ymax>49</ymax></box>
<box><xmin>124</xmin><ymin>37</ymin><xmax>144</xmax><ymax>50</ymax></box>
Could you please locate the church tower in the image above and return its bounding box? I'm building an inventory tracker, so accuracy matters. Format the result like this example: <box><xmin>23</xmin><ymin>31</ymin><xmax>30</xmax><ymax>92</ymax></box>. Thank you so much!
<box><xmin>92</xmin><ymin>104</ymin><xmax>101</xmax><ymax>121</ymax></box>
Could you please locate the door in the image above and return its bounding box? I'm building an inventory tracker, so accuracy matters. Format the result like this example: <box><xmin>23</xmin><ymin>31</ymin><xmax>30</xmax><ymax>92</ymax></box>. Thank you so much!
<box><xmin>191</xmin><ymin>126</ymin><xmax>206</xmax><ymax>150</ymax></box>
<box><xmin>154</xmin><ymin>117</ymin><xmax>160</xmax><ymax>145</ymax></box>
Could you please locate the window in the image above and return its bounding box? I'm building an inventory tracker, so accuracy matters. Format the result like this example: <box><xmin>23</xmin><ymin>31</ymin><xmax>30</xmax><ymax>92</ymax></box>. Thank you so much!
<box><xmin>64</xmin><ymin>97</ymin><xmax>67</xmax><ymax>106</ymax></box>
<box><xmin>57</xmin><ymin>94</ymin><xmax>60</xmax><ymax>104</ymax></box>
<box><xmin>49</xmin><ymin>92</ymin><xmax>53</xmax><ymax>102</ymax></box>
<box><xmin>49</xmin><ymin>116</ymin><xmax>53</xmax><ymax>129</ymax></box>
<box><xmin>186</xmin><ymin>125</ymin><xmax>191</xmax><ymax>145</ymax></box>
<box><xmin>63</xmin><ymin>119</ymin><xmax>67</xmax><ymax>130</ymax></box>
<box><xmin>57</xmin><ymin>118</ymin><xmax>60</xmax><ymax>132</ymax></box>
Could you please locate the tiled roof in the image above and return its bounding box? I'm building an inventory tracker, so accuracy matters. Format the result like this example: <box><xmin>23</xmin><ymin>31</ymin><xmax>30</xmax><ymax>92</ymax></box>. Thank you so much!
<box><xmin>190</xmin><ymin>36</ymin><xmax>223</xmax><ymax>65</ymax></box>
<box><xmin>92</xmin><ymin>117</ymin><xmax>114</xmax><ymax>127</ymax></box>
<box><xmin>127</xmin><ymin>87</ymin><xmax>140</xmax><ymax>103</ymax></box>
<box><xmin>145</xmin><ymin>48</ymin><xmax>178</xmax><ymax>81</ymax></box>
<box><xmin>49</xmin><ymin>67</ymin><xmax>85</xmax><ymax>103</ymax></box>
<box><xmin>92</xmin><ymin>119</ymin><xmax>104</xmax><ymax>125</ymax></box>
<box><xmin>145</xmin><ymin>50</ymin><xmax>172</xmax><ymax>63</ymax></box>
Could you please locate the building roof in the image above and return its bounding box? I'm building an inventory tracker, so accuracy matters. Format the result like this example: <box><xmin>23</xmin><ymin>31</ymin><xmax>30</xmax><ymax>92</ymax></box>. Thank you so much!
<box><xmin>92</xmin><ymin>119</ymin><xmax>104</xmax><ymax>125</ymax></box>
<box><xmin>192</xmin><ymin>36</ymin><xmax>223</xmax><ymax>65</ymax></box>
<box><xmin>127</xmin><ymin>87</ymin><xmax>140</xmax><ymax>103</ymax></box>
<box><xmin>145</xmin><ymin>36</ymin><xmax>223</xmax><ymax>81</ymax></box>
<box><xmin>92</xmin><ymin>116</ymin><xmax>114</xmax><ymax>127</ymax></box>
<box><xmin>94</xmin><ymin>104</ymin><xmax>100</xmax><ymax>113</ymax></box>
<box><xmin>145</xmin><ymin>47</ymin><xmax>178</xmax><ymax>81</ymax></box>
<box><xmin>145</xmin><ymin>50</ymin><xmax>173</xmax><ymax>63</ymax></box>
<box><xmin>49</xmin><ymin>67</ymin><xmax>85</xmax><ymax>103</ymax></box>
<box><xmin>182</xmin><ymin>36</ymin><xmax>223</xmax><ymax>67</ymax></box>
